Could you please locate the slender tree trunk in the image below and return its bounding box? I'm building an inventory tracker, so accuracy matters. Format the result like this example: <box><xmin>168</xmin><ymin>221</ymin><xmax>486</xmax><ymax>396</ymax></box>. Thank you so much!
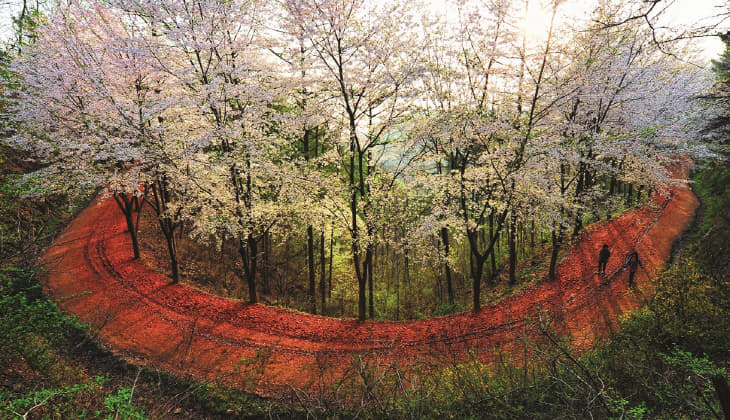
<box><xmin>441</xmin><ymin>227</ymin><xmax>454</xmax><ymax>305</ymax></box>
<box><xmin>320</xmin><ymin>230</ymin><xmax>326</xmax><ymax>311</ymax></box>
<box><xmin>530</xmin><ymin>219</ymin><xmax>535</xmax><ymax>252</ymax></box>
<box><xmin>548</xmin><ymin>223</ymin><xmax>563</xmax><ymax>281</ymax></box>
<box><xmin>165</xmin><ymin>229</ymin><xmax>179</xmax><ymax>283</ymax></box>
<box><xmin>307</xmin><ymin>225</ymin><xmax>316</xmax><ymax>313</ymax></box>
<box><xmin>395</xmin><ymin>260</ymin><xmax>400</xmax><ymax>321</ymax></box>
<box><xmin>328</xmin><ymin>223</ymin><xmax>334</xmax><ymax>298</ymax></box>
<box><xmin>112</xmin><ymin>193</ymin><xmax>141</xmax><ymax>260</ymax></box>
<box><xmin>404</xmin><ymin>241</ymin><xmax>410</xmax><ymax>314</ymax></box>
<box><xmin>626</xmin><ymin>183</ymin><xmax>634</xmax><ymax>205</ymax></box>
<box><xmin>489</xmin><ymin>214</ymin><xmax>497</xmax><ymax>276</ymax></box>
<box><xmin>238</xmin><ymin>237</ymin><xmax>258</xmax><ymax>304</ymax></box>
<box><xmin>508</xmin><ymin>212</ymin><xmax>518</xmax><ymax>285</ymax></box>
<box><xmin>147</xmin><ymin>179</ymin><xmax>181</xmax><ymax>283</ymax></box>
<box><xmin>134</xmin><ymin>197</ymin><xmax>144</xmax><ymax>236</ymax></box>
<box><xmin>262</xmin><ymin>231</ymin><xmax>270</xmax><ymax>295</ymax></box>
<box><xmin>366</xmin><ymin>244</ymin><xmax>374</xmax><ymax>319</ymax></box>
<box><xmin>125</xmin><ymin>212</ymin><xmax>140</xmax><ymax>259</ymax></box>
<box><xmin>471</xmin><ymin>254</ymin><xmax>485</xmax><ymax>312</ymax></box>
<box><xmin>249</xmin><ymin>238</ymin><xmax>257</xmax><ymax>303</ymax></box>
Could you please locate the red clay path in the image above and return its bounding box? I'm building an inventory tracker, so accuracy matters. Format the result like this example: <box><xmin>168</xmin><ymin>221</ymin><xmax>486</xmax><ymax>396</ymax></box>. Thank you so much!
<box><xmin>41</xmin><ymin>165</ymin><xmax>698</xmax><ymax>396</ymax></box>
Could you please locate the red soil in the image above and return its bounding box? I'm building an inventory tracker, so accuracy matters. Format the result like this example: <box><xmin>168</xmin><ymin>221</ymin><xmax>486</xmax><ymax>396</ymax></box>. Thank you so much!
<box><xmin>40</xmin><ymin>164</ymin><xmax>698</xmax><ymax>396</ymax></box>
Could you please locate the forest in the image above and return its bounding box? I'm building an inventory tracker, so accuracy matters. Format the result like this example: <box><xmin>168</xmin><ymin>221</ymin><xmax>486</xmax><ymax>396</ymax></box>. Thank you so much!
<box><xmin>1</xmin><ymin>0</ymin><xmax>729</xmax><ymax>418</ymax></box>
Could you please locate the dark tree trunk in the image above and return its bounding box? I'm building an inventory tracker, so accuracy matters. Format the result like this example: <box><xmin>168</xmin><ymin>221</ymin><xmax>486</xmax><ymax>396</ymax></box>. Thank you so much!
<box><xmin>548</xmin><ymin>226</ymin><xmax>563</xmax><ymax>281</ymax></box>
<box><xmin>609</xmin><ymin>176</ymin><xmax>617</xmax><ymax>196</ymax></box>
<box><xmin>356</xmin><ymin>242</ymin><xmax>365</xmax><ymax>321</ymax></box>
<box><xmin>320</xmin><ymin>230</ymin><xmax>326</xmax><ymax>311</ymax></box>
<box><xmin>366</xmin><ymin>245</ymin><xmax>374</xmax><ymax>319</ymax></box>
<box><xmin>248</xmin><ymin>239</ymin><xmax>257</xmax><ymax>303</ymax></box>
<box><xmin>165</xmin><ymin>231</ymin><xmax>179</xmax><ymax>283</ymax></box>
<box><xmin>328</xmin><ymin>223</ymin><xmax>334</xmax><ymax>298</ymax></box>
<box><xmin>508</xmin><ymin>212</ymin><xmax>518</xmax><ymax>285</ymax></box>
<box><xmin>146</xmin><ymin>179</ymin><xmax>181</xmax><ymax>284</ymax></box>
<box><xmin>471</xmin><ymin>254</ymin><xmax>485</xmax><ymax>312</ymax></box>
<box><xmin>530</xmin><ymin>219</ymin><xmax>535</xmax><ymax>252</ymax></box>
<box><xmin>112</xmin><ymin>193</ymin><xmax>142</xmax><ymax>260</ymax></box>
<box><xmin>440</xmin><ymin>227</ymin><xmax>454</xmax><ymax>305</ymax></box>
<box><xmin>573</xmin><ymin>204</ymin><xmax>584</xmax><ymax>237</ymax></box>
<box><xmin>307</xmin><ymin>225</ymin><xmax>316</xmax><ymax>313</ymax></box>
<box><xmin>125</xmin><ymin>211</ymin><xmax>140</xmax><ymax>259</ymax></box>
<box><xmin>489</xmin><ymin>214</ymin><xmax>497</xmax><ymax>276</ymax></box>
<box><xmin>626</xmin><ymin>183</ymin><xmax>634</xmax><ymax>205</ymax></box>
<box><xmin>238</xmin><ymin>237</ymin><xmax>258</xmax><ymax>304</ymax></box>
<box><xmin>346</xmin><ymin>118</ymin><xmax>366</xmax><ymax>321</ymax></box>
<box><xmin>262</xmin><ymin>231</ymin><xmax>270</xmax><ymax>295</ymax></box>
<box><xmin>404</xmin><ymin>241</ymin><xmax>410</xmax><ymax>314</ymax></box>
<box><xmin>573</xmin><ymin>161</ymin><xmax>587</xmax><ymax>238</ymax></box>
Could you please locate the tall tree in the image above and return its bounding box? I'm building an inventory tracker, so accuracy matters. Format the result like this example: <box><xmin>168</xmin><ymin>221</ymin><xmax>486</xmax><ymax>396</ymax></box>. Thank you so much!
<box><xmin>287</xmin><ymin>0</ymin><xmax>422</xmax><ymax>320</ymax></box>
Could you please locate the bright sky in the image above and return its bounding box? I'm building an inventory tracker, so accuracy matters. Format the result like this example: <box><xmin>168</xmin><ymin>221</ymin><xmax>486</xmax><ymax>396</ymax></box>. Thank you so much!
<box><xmin>0</xmin><ymin>1</ymin><xmax>22</xmax><ymax>43</ymax></box>
<box><xmin>0</xmin><ymin>0</ymin><xmax>727</xmax><ymax>59</ymax></box>
<box><xmin>658</xmin><ymin>0</ymin><xmax>728</xmax><ymax>59</ymax></box>
<box><xmin>431</xmin><ymin>0</ymin><xmax>729</xmax><ymax>62</ymax></box>
<box><xmin>579</xmin><ymin>0</ymin><xmax>727</xmax><ymax>60</ymax></box>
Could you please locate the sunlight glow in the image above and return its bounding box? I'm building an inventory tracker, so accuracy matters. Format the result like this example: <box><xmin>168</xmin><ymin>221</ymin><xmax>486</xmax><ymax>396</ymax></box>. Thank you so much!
<box><xmin>523</xmin><ymin>0</ymin><xmax>556</xmax><ymax>40</ymax></box>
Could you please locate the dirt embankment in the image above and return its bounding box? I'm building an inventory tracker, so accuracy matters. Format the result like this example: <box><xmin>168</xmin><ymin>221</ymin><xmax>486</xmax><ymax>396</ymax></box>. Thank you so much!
<box><xmin>40</xmin><ymin>164</ymin><xmax>698</xmax><ymax>396</ymax></box>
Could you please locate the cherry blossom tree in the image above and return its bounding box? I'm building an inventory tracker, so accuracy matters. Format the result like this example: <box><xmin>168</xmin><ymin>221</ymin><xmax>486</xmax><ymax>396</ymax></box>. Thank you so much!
<box><xmin>112</xmin><ymin>0</ymin><xmax>297</xmax><ymax>302</ymax></box>
<box><xmin>418</xmin><ymin>0</ymin><xmax>566</xmax><ymax>311</ymax></box>
<box><xmin>285</xmin><ymin>0</ymin><xmax>424</xmax><ymax>320</ymax></box>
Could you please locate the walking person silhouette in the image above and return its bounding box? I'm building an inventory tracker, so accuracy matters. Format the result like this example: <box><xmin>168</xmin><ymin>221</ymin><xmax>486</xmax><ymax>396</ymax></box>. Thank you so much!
<box><xmin>622</xmin><ymin>250</ymin><xmax>644</xmax><ymax>287</ymax></box>
<box><xmin>597</xmin><ymin>244</ymin><xmax>610</xmax><ymax>275</ymax></box>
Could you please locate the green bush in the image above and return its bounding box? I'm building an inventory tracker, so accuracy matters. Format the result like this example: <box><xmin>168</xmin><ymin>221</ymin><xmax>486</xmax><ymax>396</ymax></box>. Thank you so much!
<box><xmin>98</xmin><ymin>387</ymin><xmax>147</xmax><ymax>420</ymax></box>
<box><xmin>1</xmin><ymin>377</ymin><xmax>108</xmax><ymax>419</ymax></box>
<box><xmin>0</xmin><ymin>268</ymin><xmax>86</xmax><ymax>378</ymax></box>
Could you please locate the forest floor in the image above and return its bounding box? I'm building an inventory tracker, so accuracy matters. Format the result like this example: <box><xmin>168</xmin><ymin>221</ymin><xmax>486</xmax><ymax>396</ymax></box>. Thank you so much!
<box><xmin>40</xmin><ymin>163</ymin><xmax>698</xmax><ymax>397</ymax></box>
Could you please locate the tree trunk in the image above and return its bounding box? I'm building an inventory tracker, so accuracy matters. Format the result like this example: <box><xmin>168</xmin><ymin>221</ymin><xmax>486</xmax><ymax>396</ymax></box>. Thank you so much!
<box><xmin>404</xmin><ymin>241</ymin><xmax>410</xmax><ymax>314</ymax></box>
<box><xmin>248</xmin><ymin>238</ymin><xmax>257</xmax><ymax>303</ymax></box>
<box><xmin>356</xmin><ymin>243</ymin><xmax>365</xmax><ymax>321</ymax></box>
<box><xmin>320</xmin><ymin>230</ymin><xmax>326</xmax><ymax>311</ymax></box>
<box><xmin>307</xmin><ymin>225</ymin><xmax>316</xmax><ymax>313</ymax></box>
<box><xmin>262</xmin><ymin>231</ymin><xmax>270</xmax><ymax>295</ymax></box>
<box><xmin>471</xmin><ymin>254</ymin><xmax>485</xmax><ymax>312</ymax></box>
<box><xmin>346</xmin><ymin>118</ymin><xmax>366</xmax><ymax>321</ymax></box>
<box><xmin>441</xmin><ymin>227</ymin><xmax>454</xmax><ymax>305</ymax></box>
<box><xmin>530</xmin><ymin>219</ymin><xmax>535</xmax><ymax>252</ymax></box>
<box><xmin>366</xmin><ymin>245</ymin><xmax>374</xmax><ymax>319</ymax></box>
<box><xmin>112</xmin><ymin>193</ymin><xmax>141</xmax><ymax>260</ymax></box>
<box><xmin>328</xmin><ymin>223</ymin><xmax>334</xmax><ymax>298</ymax></box>
<box><xmin>548</xmin><ymin>224</ymin><xmax>563</xmax><ymax>281</ymax></box>
<box><xmin>489</xmin><ymin>214</ymin><xmax>497</xmax><ymax>277</ymax></box>
<box><xmin>124</xmin><ymin>208</ymin><xmax>140</xmax><ymax>260</ymax></box>
<box><xmin>626</xmin><ymin>183</ymin><xmax>634</xmax><ymax>205</ymax></box>
<box><xmin>164</xmin><ymin>228</ymin><xmax>179</xmax><ymax>283</ymax></box>
<box><xmin>508</xmin><ymin>212</ymin><xmax>518</xmax><ymax>285</ymax></box>
<box><xmin>238</xmin><ymin>237</ymin><xmax>258</xmax><ymax>304</ymax></box>
<box><xmin>146</xmin><ymin>179</ymin><xmax>181</xmax><ymax>284</ymax></box>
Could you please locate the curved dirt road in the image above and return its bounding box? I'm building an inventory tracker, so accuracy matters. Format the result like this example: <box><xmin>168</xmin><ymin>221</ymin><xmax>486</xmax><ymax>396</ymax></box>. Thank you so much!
<box><xmin>41</xmin><ymin>166</ymin><xmax>698</xmax><ymax>395</ymax></box>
